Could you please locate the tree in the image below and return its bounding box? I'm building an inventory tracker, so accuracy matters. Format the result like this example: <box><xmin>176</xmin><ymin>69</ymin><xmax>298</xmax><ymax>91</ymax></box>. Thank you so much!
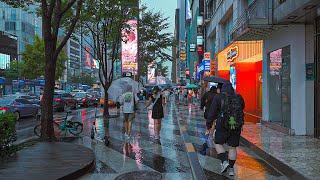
<box><xmin>155</xmin><ymin>63</ymin><xmax>169</xmax><ymax>77</ymax></box>
<box><xmin>1</xmin><ymin>0</ymin><xmax>84</xmax><ymax>141</ymax></box>
<box><xmin>22</xmin><ymin>36</ymin><xmax>67</xmax><ymax>80</ymax></box>
<box><xmin>70</xmin><ymin>74</ymin><xmax>96</xmax><ymax>86</ymax></box>
<box><xmin>4</xmin><ymin>61</ymin><xmax>26</xmax><ymax>80</ymax></box>
<box><xmin>138</xmin><ymin>7</ymin><xmax>174</xmax><ymax>78</ymax></box>
<box><xmin>76</xmin><ymin>0</ymin><xmax>139</xmax><ymax>117</ymax></box>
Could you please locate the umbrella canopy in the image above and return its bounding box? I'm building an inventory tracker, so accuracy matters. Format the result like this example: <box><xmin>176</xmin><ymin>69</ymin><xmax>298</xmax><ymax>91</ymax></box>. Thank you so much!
<box><xmin>107</xmin><ymin>77</ymin><xmax>139</xmax><ymax>102</ymax></box>
<box><xmin>202</xmin><ymin>76</ymin><xmax>229</xmax><ymax>83</ymax></box>
<box><xmin>185</xmin><ymin>84</ymin><xmax>198</xmax><ymax>89</ymax></box>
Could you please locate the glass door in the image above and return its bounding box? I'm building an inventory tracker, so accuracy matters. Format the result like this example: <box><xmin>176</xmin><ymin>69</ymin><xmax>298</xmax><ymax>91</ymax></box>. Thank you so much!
<box><xmin>268</xmin><ymin>46</ymin><xmax>291</xmax><ymax>128</ymax></box>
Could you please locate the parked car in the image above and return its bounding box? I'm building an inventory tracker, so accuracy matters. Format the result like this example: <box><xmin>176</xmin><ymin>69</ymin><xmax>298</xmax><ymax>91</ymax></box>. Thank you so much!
<box><xmin>0</xmin><ymin>97</ymin><xmax>41</xmax><ymax>120</ymax></box>
<box><xmin>53</xmin><ymin>92</ymin><xmax>77</xmax><ymax>112</ymax></box>
<box><xmin>74</xmin><ymin>92</ymin><xmax>92</xmax><ymax>107</ymax></box>
<box><xmin>4</xmin><ymin>94</ymin><xmax>40</xmax><ymax>105</ymax></box>
<box><xmin>71</xmin><ymin>89</ymin><xmax>85</xmax><ymax>93</ymax></box>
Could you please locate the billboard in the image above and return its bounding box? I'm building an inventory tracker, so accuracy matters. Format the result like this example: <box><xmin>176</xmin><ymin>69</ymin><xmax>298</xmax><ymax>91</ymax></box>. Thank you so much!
<box><xmin>122</xmin><ymin>19</ymin><xmax>138</xmax><ymax>74</ymax></box>
<box><xmin>85</xmin><ymin>46</ymin><xmax>91</xmax><ymax>68</ymax></box>
<box><xmin>147</xmin><ymin>63</ymin><xmax>155</xmax><ymax>83</ymax></box>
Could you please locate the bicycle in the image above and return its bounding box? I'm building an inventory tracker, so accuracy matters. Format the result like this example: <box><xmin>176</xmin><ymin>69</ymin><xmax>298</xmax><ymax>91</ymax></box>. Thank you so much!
<box><xmin>34</xmin><ymin>110</ymin><xmax>83</xmax><ymax>137</ymax></box>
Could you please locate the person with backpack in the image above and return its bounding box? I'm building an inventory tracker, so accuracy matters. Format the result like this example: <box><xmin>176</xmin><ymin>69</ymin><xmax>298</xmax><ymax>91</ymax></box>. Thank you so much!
<box><xmin>119</xmin><ymin>86</ymin><xmax>139</xmax><ymax>139</ymax></box>
<box><xmin>200</xmin><ymin>86</ymin><xmax>218</xmax><ymax>139</ymax></box>
<box><xmin>207</xmin><ymin>82</ymin><xmax>245</xmax><ymax>176</ymax></box>
<box><xmin>145</xmin><ymin>86</ymin><xmax>165</xmax><ymax>140</ymax></box>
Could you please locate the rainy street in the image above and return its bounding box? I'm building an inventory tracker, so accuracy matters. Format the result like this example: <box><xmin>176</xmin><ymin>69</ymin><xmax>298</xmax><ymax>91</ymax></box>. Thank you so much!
<box><xmin>41</xmin><ymin>99</ymin><xmax>288</xmax><ymax>180</ymax></box>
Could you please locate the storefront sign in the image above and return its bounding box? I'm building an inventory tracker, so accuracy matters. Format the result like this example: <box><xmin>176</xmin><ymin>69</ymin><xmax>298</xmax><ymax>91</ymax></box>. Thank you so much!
<box><xmin>180</xmin><ymin>50</ymin><xmax>186</xmax><ymax>61</ymax></box>
<box><xmin>210</xmin><ymin>60</ymin><xmax>216</xmax><ymax>76</ymax></box>
<box><xmin>197</xmin><ymin>46</ymin><xmax>204</xmax><ymax>56</ymax></box>
<box><xmin>122</xmin><ymin>19</ymin><xmax>138</xmax><ymax>74</ymax></box>
<box><xmin>197</xmin><ymin>36</ymin><xmax>203</xmax><ymax>45</ymax></box>
<box><xmin>306</xmin><ymin>63</ymin><xmax>314</xmax><ymax>80</ymax></box>
<box><xmin>198</xmin><ymin>60</ymin><xmax>210</xmax><ymax>73</ymax></box>
<box><xmin>226</xmin><ymin>46</ymin><xmax>238</xmax><ymax>62</ymax></box>
<box><xmin>197</xmin><ymin>16</ymin><xmax>203</xmax><ymax>26</ymax></box>
<box><xmin>190</xmin><ymin>43</ymin><xmax>196</xmax><ymax>52</ymax></box>
<box><xmin>204</xmin><ymin>52</ymin><xmax>211</xmax><ymax>60</ymax></box>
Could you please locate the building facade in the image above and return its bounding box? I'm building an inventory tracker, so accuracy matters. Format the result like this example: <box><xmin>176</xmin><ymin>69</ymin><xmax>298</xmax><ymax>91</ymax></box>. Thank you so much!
<box><xmin>0</xmin><ymin>2</ymin><xmax>42</xmax><ymax>61</ymax></box>
<box><xmin>185</xmin><ymin>0</ymin><xmax>320</xmax><ymax>137</ymax></box>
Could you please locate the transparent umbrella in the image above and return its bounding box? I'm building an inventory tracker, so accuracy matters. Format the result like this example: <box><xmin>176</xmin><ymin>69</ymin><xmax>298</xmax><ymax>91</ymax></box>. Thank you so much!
<box><xmin>107</xmin><ymin>77</ymin><xmax>139</xmax><ymax>102</ymax></box>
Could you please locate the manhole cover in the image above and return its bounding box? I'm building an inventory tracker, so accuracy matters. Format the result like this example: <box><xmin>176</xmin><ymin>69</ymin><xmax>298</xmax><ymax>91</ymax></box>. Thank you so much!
<box><xmin>115</xmin><ymin>170</ymin><xmax>162</xmax><ymax>180</ymax></box>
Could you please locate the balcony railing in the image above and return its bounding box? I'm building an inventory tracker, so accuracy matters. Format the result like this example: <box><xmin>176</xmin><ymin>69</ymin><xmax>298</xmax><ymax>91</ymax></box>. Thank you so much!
<box><xmin>230</xmin><ymin>0</ymin><xmax>273</xmax><ymax>41</ymax></box>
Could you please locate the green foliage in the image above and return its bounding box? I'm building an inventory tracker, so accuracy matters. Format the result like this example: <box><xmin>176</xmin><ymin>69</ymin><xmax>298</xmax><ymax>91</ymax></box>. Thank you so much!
<box><xmin>77</xmin><ymin>0</ymin><xmax>139</xmax><ymax>89</ymax></box>
<box><xmin>21</xmin><ymin>36</ymin><xmax>67</xmax><ymax>80</ymax></box>
<box><xmin>5</xmin><ymin>62</ymin><xmax>26</xmax><ymax>80</ymax></box>
<box><xmin>138</xmin><ymin>6</ymin><xmax>175</xmax><ymax>77</ymax></box>
<box><xmin>0</xmin><ymin>113</ymin><xmax>17</xmax><ymax>158</ymax></box>
<box><xmin>69</xmin><ymin>74</ymin><xmax>96</xmax><ymax>86</ymax></box>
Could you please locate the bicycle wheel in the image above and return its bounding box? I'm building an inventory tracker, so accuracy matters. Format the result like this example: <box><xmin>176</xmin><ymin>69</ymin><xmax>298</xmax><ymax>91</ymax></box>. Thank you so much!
<box><xmin>69</xmin><ymin>122</ymin><xmax>83</xmax><ymax>135</ymax></box>
<box><xmin>34</xmin><ymin>125</ymin><xmax>41</xmax><ymax>137</ymax></box>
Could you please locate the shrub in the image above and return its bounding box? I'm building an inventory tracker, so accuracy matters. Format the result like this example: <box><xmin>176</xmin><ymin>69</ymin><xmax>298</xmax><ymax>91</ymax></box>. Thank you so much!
<box><xmin>0</xmin><ymin>113</ymin><xmax>17</xmax><ymax>158</ymax></box>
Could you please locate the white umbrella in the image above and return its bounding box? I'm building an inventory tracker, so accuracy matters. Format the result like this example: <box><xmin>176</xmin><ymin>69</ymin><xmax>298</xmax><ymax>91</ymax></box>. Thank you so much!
<box><xmin>107</xmin><ymin>77</ymin><xmax>139</xmax><ymax>102</ymax></box>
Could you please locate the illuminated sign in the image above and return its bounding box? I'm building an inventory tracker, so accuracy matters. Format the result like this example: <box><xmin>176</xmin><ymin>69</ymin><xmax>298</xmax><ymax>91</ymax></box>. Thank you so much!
<box><xmin>204</xmin><ymin>52</ymin><xmax>210</xmax><ymax>60</ymax></box>
<box><xmin>226</xmin><ymin>46</ymin><xmax>238</xmax><ymax>62</ymax></box>
<box><xmin>198</xmin><ymin>60</ymin><xmax>210</xmax><ymax>73</ymax></box>
<box><xmin>180</xmin><ymin>50</ymin><xmax>186</xmax><ymax>61</ymax></box>
<box><xmin>190</xmin><ymin>43</ymin><xmax>196</xmax><ymax>52</ymax></box>
<box><xmin>147</xmin><ymin>63</ymin><xmax>155</xmax><ymax>83</ymax></box>
<box><xmin>85</xmin><ymin>46</ymin><xmax>91</xmax><ymax>68</ymax></box>
<box><xmin>122</xmin><ymin>19</ymin><xmax>138</xmax><ymax>74</ymax></box>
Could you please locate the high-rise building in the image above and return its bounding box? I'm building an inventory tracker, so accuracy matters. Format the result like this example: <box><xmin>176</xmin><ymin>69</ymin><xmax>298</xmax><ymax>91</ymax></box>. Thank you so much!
<box><xmin>0</xmin><ymin>2</ymin><xmax>42</xmax><ymax>61</ymax></box>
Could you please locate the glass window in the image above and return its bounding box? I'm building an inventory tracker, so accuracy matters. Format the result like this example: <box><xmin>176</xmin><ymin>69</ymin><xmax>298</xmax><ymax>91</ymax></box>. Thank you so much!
<box><xmin>62</xmin><ymin>93</ymin><xmax>73</xmax><ymax>98</ymax></box>
<box><xmin>5</xmin><ymin>21</ymin><xmax>16</xmax><ymax>31</ymax></box>
<box><xmin>268</xmin><ymin>46</ymin><xmax>291</xmax><ymax>128</ymax></box>
<box><xmin>2</xmin><ymin>10</ymin><xmax>5</xmax><ymax>19</ymax></box>
<box><xmin>11</xmin><ymin>9</ymin><xmax>16</xmax><ymax>20</ymax></box>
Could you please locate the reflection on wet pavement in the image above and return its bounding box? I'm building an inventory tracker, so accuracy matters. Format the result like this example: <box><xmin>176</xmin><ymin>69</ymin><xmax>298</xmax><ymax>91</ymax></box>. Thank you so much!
<box><xmin>68</xmin><ymin>101</ymin><xmax>288</xmax><ymax>180</ymax></box>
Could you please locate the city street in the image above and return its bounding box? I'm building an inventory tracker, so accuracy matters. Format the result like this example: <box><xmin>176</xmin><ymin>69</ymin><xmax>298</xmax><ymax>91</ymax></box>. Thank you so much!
<box><xmin>46</xmin><ymin>100</ymin><xmax>289</xmax><ymax>180</ymax></box>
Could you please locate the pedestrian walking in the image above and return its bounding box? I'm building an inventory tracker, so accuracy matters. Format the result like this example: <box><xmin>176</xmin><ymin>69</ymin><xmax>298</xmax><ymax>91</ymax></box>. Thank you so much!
<box><xmin>200</xmin><ymin>86</ymin><xmax>218</xmax><ymax>139</ymax></box>
<box><xmin>119</xmin><ymin>87</ymin><xmax>139</xmax><ymax>139</ymax></box>
<box><xmin>163</xmin><ymin>89</ymin><xmax>170</xmax><ymax>104</ymax></box>
<box><xmin>145</xmin><ymin>86</ymin><xmax>165</xmax><ymax>140</ymax></box>
<box><xmin>183</xmin><ymin>88</ymin><xmax>188</xmax><ymax>105</ymax></box>
<box><xmin>207</xmin><ymin>82</ymin><xmax>245</xmax><ymax>176</ymax></box>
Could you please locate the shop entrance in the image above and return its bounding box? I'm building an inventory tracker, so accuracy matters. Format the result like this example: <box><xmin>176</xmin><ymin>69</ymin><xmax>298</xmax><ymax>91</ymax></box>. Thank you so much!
<box><xmin>315</xmin><ymin>17</ymin><xmax>320</xmax><ymax>138</ymax></box>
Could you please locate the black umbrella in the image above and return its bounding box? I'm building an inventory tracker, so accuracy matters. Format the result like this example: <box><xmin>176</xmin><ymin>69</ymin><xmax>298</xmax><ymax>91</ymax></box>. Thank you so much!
<box><xmin>203</xmin><ymin>76</ymin><xmax>229</xmax><ymax>83</ymax></box>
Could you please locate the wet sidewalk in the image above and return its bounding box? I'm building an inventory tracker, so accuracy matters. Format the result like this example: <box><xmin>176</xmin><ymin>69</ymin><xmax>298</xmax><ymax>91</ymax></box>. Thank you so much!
<box><xmin>241</xmin><ymin>123</ymin><xmax>320</xmax><ymax>179</ymax></box>
<box><xmin>72</xmin><ymin>101</ymin><xmax>289</xmax><ymax>180</ymax></box>
<box><xmin>0</xmin><ymin>141</ymin><xmax>95</xmax><ymax>179</ymax></box>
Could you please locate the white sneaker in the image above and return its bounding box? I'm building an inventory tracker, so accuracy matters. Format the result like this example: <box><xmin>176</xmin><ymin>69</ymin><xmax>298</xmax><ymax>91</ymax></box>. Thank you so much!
<box><xmin>228</xmin><ymin>168</ymin><xmax>235</xmax><ymax>176</ymax></box>
<box><xmin>221</xmin><ymin>161</ymin><xmax>229</xmax><ymax>173</ymax></box>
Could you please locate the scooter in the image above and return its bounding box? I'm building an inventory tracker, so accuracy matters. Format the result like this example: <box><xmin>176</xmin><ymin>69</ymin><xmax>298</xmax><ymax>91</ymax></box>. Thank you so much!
<box><xmin>90</xmin><ymin>105</ymin><xmax>110</xmax><ymax>146</ymax></box>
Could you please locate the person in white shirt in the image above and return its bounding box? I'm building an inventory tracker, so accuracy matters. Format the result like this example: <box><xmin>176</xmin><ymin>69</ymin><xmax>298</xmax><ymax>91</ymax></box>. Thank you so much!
<box><xmin>119</xmin><ymin>88</ymin><xmax>139</xmax><ymax>139</ymax></box>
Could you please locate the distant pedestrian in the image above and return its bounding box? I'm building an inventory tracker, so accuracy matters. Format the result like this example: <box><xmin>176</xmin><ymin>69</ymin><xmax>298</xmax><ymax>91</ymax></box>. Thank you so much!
<box><xmin>200</xmin><ymin>86</ymin><xmax>218</xmax><ymax>139</ymax></box>
<box><xmin>120</xmin><ymin>87</ymin><xmax>139</xmax><ymax>139</ymax></box>
<box><xmin>163</xmin><ymin>89</ymin><xmax>170</xmax><ymax>104</ymax></box>
<box><xmin>207</xmin><ymin>82</ymin><xmax>245</xmax><ymax>176</ymax></box>
<box><xmin>183</xmin><ymin>88</ymin><xmax>188</xmax><ymax>105</ymax></box>
<box><xmin>145</xmin><ymin>86</ymin><xmax>165</xmax><ymax>140</ymax></box>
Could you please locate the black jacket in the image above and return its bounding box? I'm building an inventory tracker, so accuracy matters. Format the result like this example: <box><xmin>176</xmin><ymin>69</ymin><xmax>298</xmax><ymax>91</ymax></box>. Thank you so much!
<box><xmin>206</xmin><ymin>82</ymin><xmax>245</xmax><ymax>130</ymax></box>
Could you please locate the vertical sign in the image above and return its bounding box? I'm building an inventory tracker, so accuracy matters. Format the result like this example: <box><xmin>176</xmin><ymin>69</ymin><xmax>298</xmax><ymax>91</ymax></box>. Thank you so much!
<box><xmin>85</xmin><ymin>46</ymin><xmax>91</xmax><ymax>68</ymax></box>
<box><xmin>122</xmin><ymin>19</ymin><xmax>138</xmax><ymax>74</ymax></box>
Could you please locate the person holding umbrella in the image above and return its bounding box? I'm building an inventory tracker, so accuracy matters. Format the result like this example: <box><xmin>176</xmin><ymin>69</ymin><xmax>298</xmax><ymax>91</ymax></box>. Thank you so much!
<box><xmin>145</xmin><ymin>86</ymin><xmax>165</xmax><ymax>140</ymax></box>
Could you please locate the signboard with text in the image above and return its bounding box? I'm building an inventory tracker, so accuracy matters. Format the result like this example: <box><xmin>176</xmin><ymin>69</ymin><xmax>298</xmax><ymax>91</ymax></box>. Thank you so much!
<box><xmin>122</xmin><ymin>20</ymin><xmax>138</xmax><ymax>74</ymax></box>
<box><xmin>204</xmin><ymin>52</ymin><xmax>211</xmax><ymax>60</ymax></box>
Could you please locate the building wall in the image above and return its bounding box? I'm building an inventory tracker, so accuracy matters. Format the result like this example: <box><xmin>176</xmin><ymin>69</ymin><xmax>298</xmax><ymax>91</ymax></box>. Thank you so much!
<box><xmin>305</xmin><ymin>24</ymin><xmax>315</xmax><ymax>136</ymax></box>
<box><xmin>263</xmin><ymin>24</ymin><xmax>307</xmax><ymax>135</ymax></box>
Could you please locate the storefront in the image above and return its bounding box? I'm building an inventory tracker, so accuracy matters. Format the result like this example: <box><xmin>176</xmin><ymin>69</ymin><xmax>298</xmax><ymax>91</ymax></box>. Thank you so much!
<box><xmin>315</xmin><ymin>17</ymin><xmax>320</xmax><ymax>138</ymax></box>
<box><xmin>215</xmin><ymin>41</ymin><xmax>263</xmax><ymax>123</ymax></box>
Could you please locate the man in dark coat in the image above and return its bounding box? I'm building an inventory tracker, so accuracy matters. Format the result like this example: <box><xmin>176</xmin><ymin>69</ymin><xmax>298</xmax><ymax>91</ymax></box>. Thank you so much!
<box><xmin>207</xmin><ymin>82</ymin><xmax>245</xmax><ymax>176</ymax></box>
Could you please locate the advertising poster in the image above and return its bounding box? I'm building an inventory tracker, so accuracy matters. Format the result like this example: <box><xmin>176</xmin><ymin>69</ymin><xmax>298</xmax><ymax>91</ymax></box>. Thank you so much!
<box><xmin>122</xmin><ymin>19</ymin><xmax>138</xmax><ymax>74</ymax></box>
<box><xmin>147</xmin><ymin>63</ymin><xmax>155</xmax><ymax>84</ymax></box>
<box><xmin>85</xmin><ymin>46</ymin><xmax>91</xmax><ymax>68</ymax></box>
<box><xmin>230</xmin><ymin>65</ymin><xmax>236</xmax><ymax>92</ymax></box>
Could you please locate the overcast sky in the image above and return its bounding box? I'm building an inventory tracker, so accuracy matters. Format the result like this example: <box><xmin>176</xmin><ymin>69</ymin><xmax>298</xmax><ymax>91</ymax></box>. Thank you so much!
<box><xmin>140</xmin><ymin>0</ymin><xmax>177</xmax><ymax>79</ymax></box>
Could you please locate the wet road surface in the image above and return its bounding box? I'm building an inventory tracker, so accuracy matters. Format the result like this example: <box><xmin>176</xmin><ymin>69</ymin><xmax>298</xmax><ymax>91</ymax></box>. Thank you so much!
<box><xmin>58</xmin><ymin>99</ymin><xmax>289</xmax><ymax>180</ymax></box>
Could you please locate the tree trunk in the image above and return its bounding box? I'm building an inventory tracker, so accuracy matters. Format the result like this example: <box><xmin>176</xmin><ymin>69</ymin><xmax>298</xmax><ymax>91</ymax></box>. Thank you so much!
<box><xmin>40</xmin><ymin>41</ymin><xmax>57</xmax><ymax>141</ymax></box>
<box><xmin>103</xmin><ymin>88</ymin><xmax>109</xmax><ymax>118</ymax></box>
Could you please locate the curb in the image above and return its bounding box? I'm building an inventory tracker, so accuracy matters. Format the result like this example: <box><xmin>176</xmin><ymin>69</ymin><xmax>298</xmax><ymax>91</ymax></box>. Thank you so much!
<box><xmin>174</xmin><ymin>107</ymin><xmax>207</xmax><ymax>180</ymax></box>
<box><xmin>240</xmin><ymin>136</ymin><xmax>307</xmax><ymax>180</ymax></box>
<box><xmin>59</xmin><ymin>157</ymin><xmax>96</xmax><ymax>180</ymax></box>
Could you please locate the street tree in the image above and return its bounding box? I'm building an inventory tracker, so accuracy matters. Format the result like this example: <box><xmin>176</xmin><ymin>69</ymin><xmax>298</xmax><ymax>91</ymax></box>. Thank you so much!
<box><xmin>70</xmin><ymin>74</ymin><xmax>96</xmax><ymax>87</ymax></box>
<box><xmin>22</xmin><ymin>36</ymin><xmax>67</xmax><ymax>80</ymax></box>
<box><xmin>1</xmin><ymin>0</ymin><xmax>84</xmax><ymax>141</ymax></box>
<box><xmin>76</xmin><ymin>0</ymin><xmax>139</xmax><ymax>117</ymax></box>
<box><xmin>4</xmin><ymin>62</ymin><xmax>26</xmax><ymax>80</ymax></box>
<box><xmin>138</xmin><ymin>7</ymin><xmax>174</xmax><ymax>78</ymax></box>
